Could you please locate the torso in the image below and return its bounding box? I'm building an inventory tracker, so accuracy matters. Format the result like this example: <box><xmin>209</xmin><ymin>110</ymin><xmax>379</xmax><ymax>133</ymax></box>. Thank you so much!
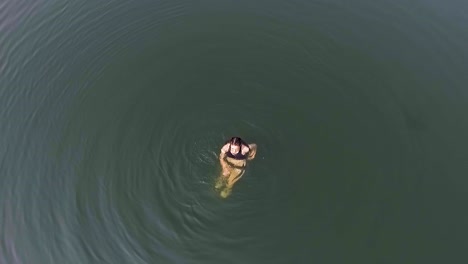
<box><xmin>225</xmin><ymin>156</ymin><xmax>247</xmax><ymax>168</ymax></box>
<box><xmin>226</xmin><ymin>149</ymin><xmax>248</xmax><ymax>160</ymax></box>
<box><xmin>223</xmin><ymin>140</ymin><xmax>250</xmax><ymax>167</ymax></box>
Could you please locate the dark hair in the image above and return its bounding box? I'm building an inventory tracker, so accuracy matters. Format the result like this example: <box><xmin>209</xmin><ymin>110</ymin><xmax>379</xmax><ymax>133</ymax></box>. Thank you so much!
<box><xmin>229</xmin><ymin>137</ymin><xmax>242</xmax><ymax>146</ymax></box>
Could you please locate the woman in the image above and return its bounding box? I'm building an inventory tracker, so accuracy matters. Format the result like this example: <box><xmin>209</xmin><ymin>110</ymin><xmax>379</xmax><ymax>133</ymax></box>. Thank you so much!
<box><xmin>216</xmin><ymin>137</ymin><xmax>257</xmax><ymax>197</ymax></box>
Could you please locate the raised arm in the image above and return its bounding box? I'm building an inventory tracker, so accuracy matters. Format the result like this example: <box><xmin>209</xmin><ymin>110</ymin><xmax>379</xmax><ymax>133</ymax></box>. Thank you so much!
<box><xmin>247</xmin><ymin>144</ymin><xmax>257</xmax><ymax>160</ymax></box>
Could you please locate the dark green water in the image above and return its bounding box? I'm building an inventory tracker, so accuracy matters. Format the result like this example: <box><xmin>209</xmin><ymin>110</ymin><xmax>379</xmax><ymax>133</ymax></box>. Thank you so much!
<box><xmin>1</xmin><ymin>0</ymin><xmax>467</xmax><ymax>263</ymax></box>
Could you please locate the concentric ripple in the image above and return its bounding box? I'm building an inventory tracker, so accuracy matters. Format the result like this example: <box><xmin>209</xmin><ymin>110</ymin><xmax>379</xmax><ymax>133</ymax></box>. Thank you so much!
<box><xmin>2</xmin><ymin>0</ymin><xmax>468</xmax><ymax>263</ymax></box>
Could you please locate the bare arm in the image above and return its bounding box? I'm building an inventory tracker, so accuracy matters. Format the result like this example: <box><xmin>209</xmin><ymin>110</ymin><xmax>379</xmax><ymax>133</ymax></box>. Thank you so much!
<box><xmin>219</xmin><ymin>144</ymin><xmax>230</xmax><ymax>175</ymax></box>
<box><xmin>247</xmin><ymin>144</ymin><xmax>257</xmax><ymax>160</ymax></box>
<box><xmin>219</xmin><ymin>151</ymin><xmax>228</xmax><ymax>167</ymax></box>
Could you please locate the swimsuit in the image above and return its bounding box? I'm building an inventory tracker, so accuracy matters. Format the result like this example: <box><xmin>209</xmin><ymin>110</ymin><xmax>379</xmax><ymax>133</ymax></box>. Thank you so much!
<box><xmin>224</xmin><ymin>140</ymin><xmax>250</xmax><ymax>168</ymax></box>
<box><xmin>225</xmin><ymin>139</ymin><xmax>250</xmax><ymax>160</ymax></box>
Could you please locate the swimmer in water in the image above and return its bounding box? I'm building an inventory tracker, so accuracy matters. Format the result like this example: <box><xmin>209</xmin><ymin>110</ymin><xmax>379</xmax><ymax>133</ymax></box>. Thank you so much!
<box><xmin>216</xmin><ymin>137</ymin><xmax>257</xmax><ymax>197</ymax></box>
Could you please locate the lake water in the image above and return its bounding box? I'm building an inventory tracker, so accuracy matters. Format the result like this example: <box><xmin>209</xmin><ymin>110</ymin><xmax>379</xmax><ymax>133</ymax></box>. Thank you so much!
<box><xmin>1</xmin><ymin>0</ymin><xmax>467</xmax><ymax>263</ymax></box>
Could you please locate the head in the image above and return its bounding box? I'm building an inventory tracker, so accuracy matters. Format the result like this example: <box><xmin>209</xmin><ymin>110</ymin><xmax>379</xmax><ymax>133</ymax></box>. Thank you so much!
<box><xmin>229</xmin><ymin>137</ymin><xmax>242</xmax><ymax>154</ymax></box>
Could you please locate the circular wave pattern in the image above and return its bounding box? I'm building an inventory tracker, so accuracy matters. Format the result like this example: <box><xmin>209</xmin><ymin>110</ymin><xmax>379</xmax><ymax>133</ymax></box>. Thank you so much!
<box><xmin>2</xmin><ymin>0</ymin><xmax>467</xmax><ymax>263</ymax></box>
<box><xmin>0</xmin><ymin>1</ymin><xmax>426</xmax><ymax>263</ymax></box>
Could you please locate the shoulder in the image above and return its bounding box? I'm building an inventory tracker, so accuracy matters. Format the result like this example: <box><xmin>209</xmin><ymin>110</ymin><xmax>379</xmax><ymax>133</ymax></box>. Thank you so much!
<box><xmin>221</xmin><ymin>143</ymin><xmax>230</xmax><ymax>153</ymax></box>
<box><xmin>241</xmin><ymin>144</ymin><xmax>250</xmax><ymax>154</ymax></box>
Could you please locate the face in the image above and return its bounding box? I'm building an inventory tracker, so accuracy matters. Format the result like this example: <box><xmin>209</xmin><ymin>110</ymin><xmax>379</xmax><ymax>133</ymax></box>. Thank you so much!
<box><xmin>230</xmin><ymin>144</ymin><xmax>240</xmax><ymax>154</ymax></box>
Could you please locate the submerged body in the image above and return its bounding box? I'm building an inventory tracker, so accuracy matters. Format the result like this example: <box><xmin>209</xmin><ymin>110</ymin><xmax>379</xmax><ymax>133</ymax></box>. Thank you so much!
<box><xmin>216</xmin><ymin>137</ymin><xmax>257</xmax><ymax>197</ymax></box>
